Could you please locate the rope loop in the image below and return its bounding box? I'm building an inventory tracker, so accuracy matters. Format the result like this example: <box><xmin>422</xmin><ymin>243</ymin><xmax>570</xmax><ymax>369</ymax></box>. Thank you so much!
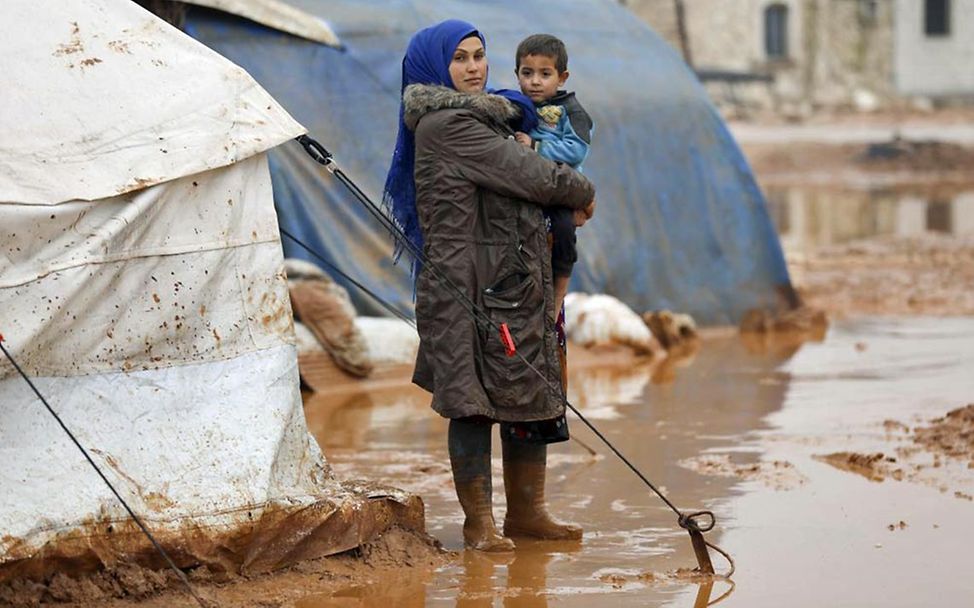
<box><xmin>678</xmin><ymin>510</ymin><xmax>716</xmax><ymax>533</ymax></box>
<box><xmin>297</xmin><ymin>135</ymin><xmax>337</xmax><ymax>173</ymax></box>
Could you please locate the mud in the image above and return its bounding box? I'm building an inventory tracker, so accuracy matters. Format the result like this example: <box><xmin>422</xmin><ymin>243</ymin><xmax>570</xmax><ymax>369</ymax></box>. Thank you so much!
<box><xmin>814</xmin><ymin>451</ymin><xmax>898</xmax><ymax>482</ymax></box>
<box><xmin>679</xmin><ymin>453</ymin><xmax>807</xmax><ymax>490</ymax></box>
<box><xmin>0</xmin><ymin>562</ymin><xmax>174</xmax><ymax>607</ymax></box>
<box><xmin>816</xmin><ymin>404</ymin><xmax>974</xmax><ymax>493</ymax></box>
<box><xmin>17</xmin><ymin>528</ymin><xmax>448</xmax><ymax>608</ymax></box>
<box><xmin>0</xmin><ymin>485</ymin><xmax>425</xmax><ymax>606</ymax></box>
<box><xmin>913</xmin><ymin>403</ymin><xmax>974</xmax><ymax>461</ymax></box>
<box><xmin>744</xmin><ymin>139</ymin><xmax>974</xmax><ymax>187</ymax></box>
<box><xmin>0</xmin><ymin>528</ymin><xmax>448</xmax><ymax>608</ymax></box>
<box><xmin>788</xmin><ymin>234</ymin><xmax>974</xmax><ymax>317</ymax></box>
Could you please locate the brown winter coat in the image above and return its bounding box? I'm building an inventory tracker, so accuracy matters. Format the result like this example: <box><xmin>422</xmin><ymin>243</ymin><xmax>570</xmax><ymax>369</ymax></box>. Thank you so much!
<box><xmin>404</xmin><ymin>84</ymin><xmax>595</xmax><ymax>421</ymax></box>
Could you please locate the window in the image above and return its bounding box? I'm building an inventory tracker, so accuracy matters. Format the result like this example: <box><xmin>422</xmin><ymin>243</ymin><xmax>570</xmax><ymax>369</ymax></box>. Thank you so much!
<box><xmin>926</xmin><ymin>199</ymin><xmax>952</xmax><ymax>233</ymax></box>
<box><xmin>765</xmin><ymin>3</ymin><xmax>789</xmax><ymax>59</ymax></box>
<box><xmin>925</xmin><ymin>0</ymin><xmax>950</xmax><ymax>36</ymax></box>
<box><xmin>858</xmin><ymin>0</ymin><xmax>878</xmax><ymax>26</ymax></box>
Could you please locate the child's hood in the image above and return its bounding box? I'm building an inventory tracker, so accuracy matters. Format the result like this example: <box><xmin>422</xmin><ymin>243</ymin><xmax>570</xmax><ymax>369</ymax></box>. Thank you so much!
<box><xmin>535</xmin><ymin>90</ymin><xmax>576</xmax><ymax>108</ymax></box>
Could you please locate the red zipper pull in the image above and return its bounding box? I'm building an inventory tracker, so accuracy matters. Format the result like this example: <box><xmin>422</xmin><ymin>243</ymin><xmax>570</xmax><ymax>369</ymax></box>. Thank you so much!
<box><xmin>500</xmin><ymin>323</ymin><xmax>516</xmax><ymax>357</ymax></box>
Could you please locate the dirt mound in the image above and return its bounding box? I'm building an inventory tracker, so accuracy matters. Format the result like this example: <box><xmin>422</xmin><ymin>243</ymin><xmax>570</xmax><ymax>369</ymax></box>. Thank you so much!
<box><xmin>743</xmin><ymin>138</ymin><xmax>974</xmax><ymax>184</ymax></box>
<box><xmin>0</xmin><ymin>528</ymin><xmax>449</xmax><ymax>607</ymax></box>
<box><xmin>913</xmin><ymin>404</ymin><xmax>974</xmax><ymax>461</ymax></box>
<box><xmin>813</xmin><ymin>452</ymin><xmax>899</xmax><ymax>482</ymax></box>
<box><xmin>0</xmin><ymin>563</ymin><xmax>178</xmax><ymax>607</ymax></box>
<box><xmin>856</xmin><ymin>138</ymin><xmax>974</xmax><ymax>173</ymax></box>
<box><xmin>357</xmin><ymin>527</ymin><xmax>447</xmax><ymax>569</ymax></box>
<box><xmin>816</xmin><ymin>404</ymin><xmax>974</xmax><ymax>488</ymax></box>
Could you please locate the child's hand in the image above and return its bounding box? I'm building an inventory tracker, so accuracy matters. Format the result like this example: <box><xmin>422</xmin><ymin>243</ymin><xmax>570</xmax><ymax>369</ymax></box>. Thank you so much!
<box><xmin>574</xmin><ymin>199</ymin><xmax>596</xmax><ymax>227</ymax></box>
<box><xmin>514</xmin><ymin>132</ymin><xmax>533</xmax><ymax>147</ymax></box>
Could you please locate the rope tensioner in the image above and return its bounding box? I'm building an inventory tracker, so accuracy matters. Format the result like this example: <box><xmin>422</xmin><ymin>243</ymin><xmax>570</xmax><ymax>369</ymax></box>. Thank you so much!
<box><xmin>680</xmin><ymin>511</ymin><xmax>716</xmax><ymax>574</ymax></box>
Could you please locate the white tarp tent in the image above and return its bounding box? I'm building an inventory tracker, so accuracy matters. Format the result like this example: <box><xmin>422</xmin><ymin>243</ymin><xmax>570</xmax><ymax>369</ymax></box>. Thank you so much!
<box><xmin>0</xmin><ymin>0</ymin><xmax>417</xmax><ymax>581</ymax></box>
<box><xmin>181</xmin><ymin>0</ymin><xmax>341</xmax><ymax>47</ymax></box>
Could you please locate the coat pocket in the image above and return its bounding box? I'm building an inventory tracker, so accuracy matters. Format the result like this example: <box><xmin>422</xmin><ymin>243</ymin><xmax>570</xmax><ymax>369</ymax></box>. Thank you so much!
<box><xmin>479</xmin><ymin>273</ymin><xmax>546</xmax><ymax>410</ymax></box>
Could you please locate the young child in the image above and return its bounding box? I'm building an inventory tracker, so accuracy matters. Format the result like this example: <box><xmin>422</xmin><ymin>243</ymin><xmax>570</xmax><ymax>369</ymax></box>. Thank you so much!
<box><xmin>513</xmin><ymin>34</ymin><xmax>593</xmax><ymax>319</ymax></box>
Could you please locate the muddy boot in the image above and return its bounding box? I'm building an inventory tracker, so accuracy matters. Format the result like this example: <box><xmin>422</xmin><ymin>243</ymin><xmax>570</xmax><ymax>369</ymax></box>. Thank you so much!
<box><xmin>450</xmin><ymin>418</ymin><xmax>515</xmax><ymax>552</ymax></box>
<box><xmin>502</xmin><ymin>441</ymin><xmax>582</xmax><ymax>540</ymax></box>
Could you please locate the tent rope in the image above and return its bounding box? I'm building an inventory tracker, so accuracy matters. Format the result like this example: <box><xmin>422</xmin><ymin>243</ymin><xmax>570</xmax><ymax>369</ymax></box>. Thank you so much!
<box><xmin>295</xmin><ymin>135</ymin><xmax>735</xmax><ymax>578</ymax></box>
<box><xmin>280</xmin><ymin>227</ymin><xmax>416</xmax><ymax>327</ymax></box>
<box><xmin>0</xmin><ymin>335</ymin><xmax>211</xmax><ymax>608</ymax></box>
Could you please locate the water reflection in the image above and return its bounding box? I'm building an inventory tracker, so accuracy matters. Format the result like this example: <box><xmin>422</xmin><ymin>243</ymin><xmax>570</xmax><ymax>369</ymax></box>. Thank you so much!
<box><xmin>764</xmin><ymin>187</ymin><xmax>974</xmax><ymax>256</ymax></box>
<box><xmin>454</xmin><ymin>541</ymin><xmax>578</xmax><ymax>608</ymax></box>
<box><xmin>299</xmin><ymin>330</ymin><xmax>808</xmax><ymax>606</ymax></box>
<box><xmin>295</xmin><ymin>569</ymin><xmax>431</xmax><ymax>607</ymax></box>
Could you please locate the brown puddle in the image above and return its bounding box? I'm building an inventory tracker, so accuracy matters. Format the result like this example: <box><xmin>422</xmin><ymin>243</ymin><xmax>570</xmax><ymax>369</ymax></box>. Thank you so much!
<box><xmin>7</xmin><ymin>318</ymin><xmax>969</xmax><ymax>606</ymax></box>
<box><xmin>297</xmin><ymin>316</ymin><xmax>974</xmax><ymax>607</ymax></box>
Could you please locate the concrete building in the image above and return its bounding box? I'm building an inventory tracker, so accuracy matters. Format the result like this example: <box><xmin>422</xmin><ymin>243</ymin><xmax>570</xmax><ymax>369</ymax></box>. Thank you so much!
<box><xmin>766</xmin><ymin>186</ymin><xmax>974</xmax><ymax>257</ymax></box>
<box><xmin>895</xmin><ymin>0</ymin><xmax>974</xmax><ymax>96</ymax></box>
<box><xmin>623</xmin><ymin>0</ymin><xmax>973</xmax><ymax>114</ymax></box>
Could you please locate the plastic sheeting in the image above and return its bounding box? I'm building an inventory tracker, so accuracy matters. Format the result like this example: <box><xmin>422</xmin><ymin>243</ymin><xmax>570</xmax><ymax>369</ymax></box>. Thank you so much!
<box><xmin>0</xmin><ymin>0</ymin><xmax>415</xmax><ymax>579</ymax></box>
<box><xmin>0</xmin><ymin>0</ymin><xmax>304</xmax><ymax>205</ymax></box>
<box><xmin>184</xmin><ymin>0</ymin><xmax>795</xmax><ymax>326</ymax></box>
<box><xmin>0</xmin><ymin>346</ymin><xmax>335</xmax><ymax>557</ymax></box>
<box><xmin>182</xmin><ymin>0</ymin><xmax>341</xmax><ymax>46</ymax></box>
<box><xmin>0</xmin><ymin>155</ymin><xmax>293</xmax><ymax>377</ymax></box>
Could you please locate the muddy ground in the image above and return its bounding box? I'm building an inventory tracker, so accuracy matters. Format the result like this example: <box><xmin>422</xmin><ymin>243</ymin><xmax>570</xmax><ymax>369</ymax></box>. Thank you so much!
<box><xmin>8</xmin><ymin>111</ymin><xmax>974</xmax><ymax>607</ymax></box>
<box><xmin>737</xmin><ymin>113</ymin><xmax>974</xmax><ymax>318</ymax></box>
<box><xmin>814</xmin><ymin>404</ymin><xmax>974</xmax><ymax>498</ymax></box>
<box><xmin>787</xmin><ymin>233</ymin><xmax>974</xmax><ymax>317</ymax></box>
<box><xmin>0</xmin><ymin>528</ymin><xmax>451</xmax><ymax>607</ymax></box>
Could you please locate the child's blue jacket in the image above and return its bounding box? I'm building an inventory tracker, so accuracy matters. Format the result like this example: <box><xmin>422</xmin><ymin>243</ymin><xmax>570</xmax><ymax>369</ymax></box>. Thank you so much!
<box><xmin>528</xmin><ymin>90</ymin><xmax>593</xmax><ymax>171</ymax></box>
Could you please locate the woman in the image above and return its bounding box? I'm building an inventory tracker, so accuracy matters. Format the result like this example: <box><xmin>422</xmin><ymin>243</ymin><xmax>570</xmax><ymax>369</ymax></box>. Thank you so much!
<box><xmin>384</xmin><ymin>20</ymin><xmax>595</xmax><ymax>551</ymax></box>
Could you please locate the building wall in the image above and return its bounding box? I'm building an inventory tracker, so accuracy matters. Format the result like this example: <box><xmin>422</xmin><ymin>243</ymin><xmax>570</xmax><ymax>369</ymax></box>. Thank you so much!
<box><xmin>895</xmin><ymin>0</ymin><xmax>974</xmax><ymax>96</ymax></box>
<box><xmin>624</xmin><ymin>0</ymin><xmax>898</xmax><ymax>112</ymax></box>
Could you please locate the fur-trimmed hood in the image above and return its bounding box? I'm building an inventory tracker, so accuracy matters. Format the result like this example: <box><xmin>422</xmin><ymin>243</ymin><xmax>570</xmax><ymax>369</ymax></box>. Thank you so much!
<box><xmin>402</xmin><ymin>84</ymin><xmax>519</xmax><ymax>131</ymax></box>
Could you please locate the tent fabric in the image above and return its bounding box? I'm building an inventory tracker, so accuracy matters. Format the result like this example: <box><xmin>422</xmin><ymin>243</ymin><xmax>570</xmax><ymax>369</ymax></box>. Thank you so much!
<box><xmin>185</xmin><ymin>0</ymin><xmax>794</xmax><ymax>325</ymax></box>
<box><xmin>0</xmin><ymin>346</ymin><xmax>338</xmax><ymax>556</ymax></box>
<box><xmin>0</xmin><ymin>155</ymin><xmax>293</xmax><ymax>377</ymax></box>
<box><xmin>0</xmin><ymin>0</ymin><xmax>305</xmax><ymax>205</ymax></box>
<box><xmin>1</xmin><ymin>0</ymin><xmax>418</xmax><ymax>579</ymax></box>
<box><xmin>181</xmin><ymin>0</ymin><xmax>341</xmax><ymax>47</ymax></box>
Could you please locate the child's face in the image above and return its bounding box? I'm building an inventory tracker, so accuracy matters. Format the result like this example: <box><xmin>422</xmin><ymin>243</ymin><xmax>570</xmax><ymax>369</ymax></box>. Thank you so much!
<box><xmin>516</xmin><ymin>54</ymin><xmax>568</xmax><ymax>103</ymax></box>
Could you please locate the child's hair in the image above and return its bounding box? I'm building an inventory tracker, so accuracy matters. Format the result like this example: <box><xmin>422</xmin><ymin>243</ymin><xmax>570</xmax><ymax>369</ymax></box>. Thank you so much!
<box><xmin>515</xmin><ymin>34</ymin><xmax>568</xmax><ymax>73</ymax></box>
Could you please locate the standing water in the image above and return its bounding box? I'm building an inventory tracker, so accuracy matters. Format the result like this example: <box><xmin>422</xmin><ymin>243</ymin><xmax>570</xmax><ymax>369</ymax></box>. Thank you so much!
<box><xmin>298</xmin><ymin>316</ymin><xmax>974</xmax><ymax>606</ymax></box>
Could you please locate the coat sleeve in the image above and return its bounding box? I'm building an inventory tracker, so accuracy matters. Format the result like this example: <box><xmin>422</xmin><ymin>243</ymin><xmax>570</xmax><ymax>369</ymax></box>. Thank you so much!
<box><xmin>418</xmin><ymin>110</ymin><xmax>594</xmax><ymax>210</ymax></box>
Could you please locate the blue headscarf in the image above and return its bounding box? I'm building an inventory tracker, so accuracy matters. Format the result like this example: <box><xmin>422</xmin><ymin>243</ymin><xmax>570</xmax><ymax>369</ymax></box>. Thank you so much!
<box><xmin>383</xmin><ymin>19</ymin><xmax>538</xmax><ymax>276</ymax></box>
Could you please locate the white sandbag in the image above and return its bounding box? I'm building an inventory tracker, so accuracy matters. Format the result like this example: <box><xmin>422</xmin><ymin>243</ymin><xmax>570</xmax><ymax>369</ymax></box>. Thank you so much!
<box><xmin>354</xmin><ymin>317</ymin><xmax>420</xmax><ymax>366</ymax></box>
<box><xmin>564</xmin><ymin>292</ymin><xmax>660</xmax><ymax>355</ymax></box>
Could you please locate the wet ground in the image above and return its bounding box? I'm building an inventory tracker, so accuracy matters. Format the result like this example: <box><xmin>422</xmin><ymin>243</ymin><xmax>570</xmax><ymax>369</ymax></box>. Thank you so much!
<box><xmin>24</xmin><ymin>124</ymin><xmax>970</xmax><ymax>607</ymax></box>
<box><xmin>761</xmin><ymin>185</ymin><xmax>974</xmax><ymax>317</ymax></box>
<box><xmin>300</xmin><ymin>316</ymin><xmax>974</xmax><ymax>607</ymax></box>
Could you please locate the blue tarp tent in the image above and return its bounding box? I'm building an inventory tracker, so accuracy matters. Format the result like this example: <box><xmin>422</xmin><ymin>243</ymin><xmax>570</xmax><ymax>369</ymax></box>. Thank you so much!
<box><xmin>185</xmin><ymin>0</ymin><xmax>795</xmax><ymax>325</ymax></box>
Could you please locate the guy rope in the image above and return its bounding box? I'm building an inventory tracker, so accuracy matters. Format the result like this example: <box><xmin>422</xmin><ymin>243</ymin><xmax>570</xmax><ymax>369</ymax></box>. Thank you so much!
<box><xmin>0</xmin><ymin>335</ymin><xmax>211</xmax><ymax>607</ymax></box>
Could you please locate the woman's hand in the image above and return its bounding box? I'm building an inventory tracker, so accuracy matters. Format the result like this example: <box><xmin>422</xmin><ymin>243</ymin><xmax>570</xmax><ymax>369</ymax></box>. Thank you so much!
<box><xmin>514</xmin><ymin>132</ymin><xmax>533</xmax><ymax>147</ymax></box>
<box><xmin>574</xmin><ymin>199</ymin><xmax>596</xmax><ymax>227</ymax></box>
